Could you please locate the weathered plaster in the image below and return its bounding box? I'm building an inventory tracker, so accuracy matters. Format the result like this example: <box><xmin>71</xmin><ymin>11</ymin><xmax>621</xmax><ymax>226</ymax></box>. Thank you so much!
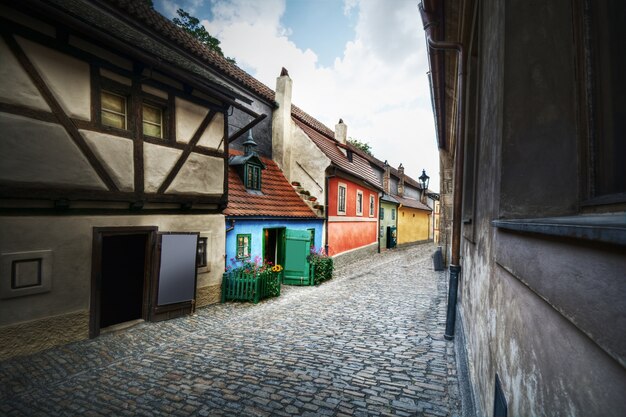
<box><xmin>143</xmin><ymin>142</ymin><xmax>181</xmax><ymax>193</ymax></box>
<box><xmin>17</xmin><ymin>37</ymin><xmax>91</xmax><ymax>120</ymax></box>
<box><xmin>197</xmin><ymin>111</ymin><xmax>224</xmax><ymax>150</ymax></box>
<box><xmin>81</xmin><ymin>130</ymin><xmax>134</xmax><ymax>192</ymax></box>
<box><xmin>166</xmin><ymin>153</ymin><xmax>223</xmax><ymax>195</ymax></box>
<box><xmin>272</xmin><ymin>74</ymin><xmax>293</xmax><ymax>176</ymax></box>
<box><xmin>100</xmin><ymin>68</ymin><xmax>131</xmax><ymax>86</ymax></box>
<box><xmin>0</xmin><ymin>37</ymin><xmax>50</xmax><ymax>111</ymax></box>
<box><xmin>69</xmin><ymin>35</ymin><xmax>132</xmax><ymax>71</ymax></box>
<box><xmin>0</xmin><ymin>213</ymin><xmax>225</xmax><ymax>327</ymax></box>
<box><xmin>290</xmin><ymin>120</ymin><xmax>331</xmax><ymax>205</ymax></box>
<box><xmin>175</xmin><ymin>97</ymin><xmax>208</xmax><ymax>144</ymax></box>
<box><xmin>0</xmin><ymin>113</ymin><xmax>106</xmax><ymax>189</ymax></box>
<box><xmin>397</xmin><ymin>207</ymin><xmax>430</xmax><ymax>244</ymax></box>
<box><xmin>141</xmin><ymin>84</ymin><xmax>167</xmax><ymax>99</ymax></box>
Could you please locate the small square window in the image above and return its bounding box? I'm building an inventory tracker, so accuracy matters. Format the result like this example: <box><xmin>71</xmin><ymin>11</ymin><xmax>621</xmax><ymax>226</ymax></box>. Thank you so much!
<box><xmin>380</xmin><ymin>207</ymin><xmax>385</xmax><ymax>220</ymax></box>
<box><xmin>392</xmin><ymin>208</ymin><xmax>396</xmax><ymax>220</ymax></box>
<box><xmin>236</xmin><ymin>234</ymin><xmax>251</xmax><ymax>259</ymax></box>
<box><xmin>143</xmin><ymin>103</ymin><xmax>163</xmax><ymax>138</ymax></box>
<box><xmin>101</xmin><ymin>90</ymin><xmax>127</xmax><ymax>129</ymax></box>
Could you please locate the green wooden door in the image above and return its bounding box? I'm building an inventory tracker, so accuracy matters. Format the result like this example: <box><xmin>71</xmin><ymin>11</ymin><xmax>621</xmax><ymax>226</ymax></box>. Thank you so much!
<box><xmin>282</xmin><ymin>229</ymin><xmax>311</xmax><ymax>285</ymax></box>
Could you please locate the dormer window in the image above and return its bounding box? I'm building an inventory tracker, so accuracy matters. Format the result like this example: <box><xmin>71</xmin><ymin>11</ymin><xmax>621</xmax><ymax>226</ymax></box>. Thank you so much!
<box><xmin>228</xmin><ymin>130</ymin><xmax>266</xmax><ymax>193</ymax></box>
<box><xmin>246</xmin><ymin>164</ymin><xmax>262</xmax><ymax>190</ymax></box>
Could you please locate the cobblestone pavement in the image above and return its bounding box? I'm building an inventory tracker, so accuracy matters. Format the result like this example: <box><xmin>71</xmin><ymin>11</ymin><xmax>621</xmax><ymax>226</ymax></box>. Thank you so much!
<box><xmin>0</xmin><ymin>243</ymin><xmax>461</xmax><ymax>417</ymax></box>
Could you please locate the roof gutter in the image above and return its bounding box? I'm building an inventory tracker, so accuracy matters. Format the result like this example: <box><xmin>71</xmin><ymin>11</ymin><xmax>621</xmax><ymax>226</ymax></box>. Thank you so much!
<box><xmin>419</xmin><ymin>1</ymin><xmax>466</xmax><ymax>340</ymax></box>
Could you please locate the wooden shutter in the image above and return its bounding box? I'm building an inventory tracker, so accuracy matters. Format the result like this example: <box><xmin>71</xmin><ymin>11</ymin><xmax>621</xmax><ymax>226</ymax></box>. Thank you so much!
<box><xmin>151</xmin><ymin>232</ymin><xmax>198</xmax><ymax>321</ymax></box>
<box><xmin>282</xmin><ymin>229</ymin><xmax>311</xmax><ymax>285</ymax></box>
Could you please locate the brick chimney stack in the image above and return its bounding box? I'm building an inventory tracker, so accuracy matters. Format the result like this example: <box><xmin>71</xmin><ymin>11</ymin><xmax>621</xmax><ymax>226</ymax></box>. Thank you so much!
<box><xmin>272</xmin><ymin>67</ymin><xmax>293</xmax><ymax>177</ymax></box>
<box><xmin>335</xmin><ymin>118</ymin><xmax>347</xmax><ymax>145</ymax></box>
<box><xmin>397</xmin><ymin>163</ymin><xmax>405</xmax><ymax>197</ymax></box>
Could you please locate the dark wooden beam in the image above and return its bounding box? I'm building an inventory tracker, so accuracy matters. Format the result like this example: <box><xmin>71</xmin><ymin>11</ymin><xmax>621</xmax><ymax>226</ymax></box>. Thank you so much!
<box><xmin>157</xmin><ymin>110</ymin><xmax>217</xmax><ymax>194</ymax></box>
<box><xmin>226</xmin><ymin>113</ymin><xmax>267</xmax><ymax>144</ymax></box>
<box><xmin>2</xmin><ymin>33</ymin><xmax>119</xmax><ymax>191</ymax></box>
<box><xmin>0</xmin><ymin>102</ymin><xmax>57</xmax><ymax>123</ymax></box>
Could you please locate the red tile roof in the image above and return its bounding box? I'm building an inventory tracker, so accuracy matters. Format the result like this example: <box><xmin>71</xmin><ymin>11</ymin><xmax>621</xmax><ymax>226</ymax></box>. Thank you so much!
<box><xmin>293</xmin><ymin>118</ymin><xmax>383</xmax><ymax>191</ymax></box>
<box><xmin>224</xmin><ymin>150</ymin><xmax>318</xmax><ymax>218</ymax></box>
<box><xmin>105</xmin><ymin>1</ymin><xmax>418</xmax><ymax>196</ymax></box>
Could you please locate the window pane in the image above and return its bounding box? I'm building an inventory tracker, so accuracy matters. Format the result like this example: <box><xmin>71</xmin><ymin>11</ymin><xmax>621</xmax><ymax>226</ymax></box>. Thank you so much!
<box><xmin>143</xmin><ymin>121</ymin><xmax>162</xmax><ymax>138</ymax></box>
<box><xmin>102</xmin><ymin>91</ymin><xmax>125</xmax><ymax>113</ymax></box>
<box><xmin>102</xmin><ymin>111</ymin><xmax>125</xmax><ymax>129</ymax></box>
<box><xmin>143</xmin><ymin>104</ymin><xmax>161</xmax><ymax>124</ymax></box>
<box><xmin>101</xmin><ymin>91</ymin><xmax>126</xmax><ymax>129</ymax></box>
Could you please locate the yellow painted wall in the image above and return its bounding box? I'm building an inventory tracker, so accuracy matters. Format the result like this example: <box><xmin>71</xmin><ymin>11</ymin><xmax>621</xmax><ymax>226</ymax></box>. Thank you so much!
<box><xmin>397</xmin><ymin>207</ymin><xmax>430</xmax><ymax>244</ymax></box>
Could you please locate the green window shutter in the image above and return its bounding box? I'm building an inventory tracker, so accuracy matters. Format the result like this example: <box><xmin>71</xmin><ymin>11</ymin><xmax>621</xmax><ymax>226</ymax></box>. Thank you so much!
<box><xmin>283</xmin><ymin>229</ymin><xmax>312</xmax><ymax>285</ymax></box>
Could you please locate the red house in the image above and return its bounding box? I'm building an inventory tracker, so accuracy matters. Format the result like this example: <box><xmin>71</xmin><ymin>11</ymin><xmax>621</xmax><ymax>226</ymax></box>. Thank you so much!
<box><xmin>293</xmin><ymin>118</ymin><xmax>383</xmax><ymax>257</ymax></box>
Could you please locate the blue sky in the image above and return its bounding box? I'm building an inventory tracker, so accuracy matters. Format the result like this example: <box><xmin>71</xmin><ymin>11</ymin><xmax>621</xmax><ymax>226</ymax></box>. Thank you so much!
<box><xmin>281</xmin><ymin>1</ymin><xmax>357</xmax><ymax>67</ymax></box>
<box><xmin>155</xmin><ymin>0</ymin><xmax>439</xmax><ymax>191</ymax></box>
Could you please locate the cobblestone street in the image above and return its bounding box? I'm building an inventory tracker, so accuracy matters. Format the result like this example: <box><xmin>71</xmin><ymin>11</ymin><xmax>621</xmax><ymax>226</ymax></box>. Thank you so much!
<box><xmin>0</xmin><ymin>243</ymin><xmax>462</xmax><ymax>417</ymax></box>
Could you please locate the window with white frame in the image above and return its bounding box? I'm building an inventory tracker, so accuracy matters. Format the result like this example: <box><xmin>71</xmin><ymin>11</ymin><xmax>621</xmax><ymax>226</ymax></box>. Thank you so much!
<box><xmin>369</xmin><ymin>194</ymin><xmax>375</xmax><ymax>217</ymax></box>
<box><xmin>356</xmin><ymin>190</ymin><xmax>363</xmax><ymax>216</ymax></box>
<box><xmin>338</xmin><ymin>183</ymin><xmax>347</xmax><ymax>214</ymax></box>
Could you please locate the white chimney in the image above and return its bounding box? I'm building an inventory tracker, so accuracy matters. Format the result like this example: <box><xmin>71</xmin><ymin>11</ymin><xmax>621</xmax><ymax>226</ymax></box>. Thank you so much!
<box><xmin>272</xmin><ymin>67</ymin><xmax>293</xmax><ymax>177</ymax></box>
<box><xmin>335</xmin><ymin>118</ymin><xmax>347</xmax><ymax>145</ymax></box>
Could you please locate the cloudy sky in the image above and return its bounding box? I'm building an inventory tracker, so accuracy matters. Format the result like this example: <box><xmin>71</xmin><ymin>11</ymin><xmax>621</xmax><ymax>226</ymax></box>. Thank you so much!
<box><xmin>156</xmin><ymin>0</ymin><xmax>439</xmax><ymax>191</ymax></box>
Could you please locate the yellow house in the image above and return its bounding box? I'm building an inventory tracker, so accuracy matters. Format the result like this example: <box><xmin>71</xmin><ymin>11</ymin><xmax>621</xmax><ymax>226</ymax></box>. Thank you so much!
<box><xmin>396</xmin><ymin>196</ymin><xmax>432</xmax><ymax>245</ymax></box>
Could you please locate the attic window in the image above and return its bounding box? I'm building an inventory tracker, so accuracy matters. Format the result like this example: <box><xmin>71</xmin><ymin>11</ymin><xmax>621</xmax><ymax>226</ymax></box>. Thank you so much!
<box><xmin>142</xmin><ymin>103</ymin><xmax>163</xmax><ymax>138</ymax></box>
<box><xmin>101</xmin><ymin>90</ymin><xmax>127</xmax><ymax>129</ymax></box>
<box><xmin>246</xmin><ymin>164</ymin><xmax>262</xmax><ymax>190</ymax></box>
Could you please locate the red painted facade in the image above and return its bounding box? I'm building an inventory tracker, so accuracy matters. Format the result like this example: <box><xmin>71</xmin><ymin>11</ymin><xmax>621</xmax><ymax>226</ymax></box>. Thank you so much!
<box><xmin>327</xmin><ymin>177</ymin><xmax>379</xmax><ymax>256</ymax></box>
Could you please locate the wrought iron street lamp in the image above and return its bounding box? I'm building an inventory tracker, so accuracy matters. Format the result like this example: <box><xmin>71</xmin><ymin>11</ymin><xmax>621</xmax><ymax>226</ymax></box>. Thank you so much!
<box><xmin>419</xmin><ymin>169</ymin><xmax>430</xmax><ymax>191</ymax></box>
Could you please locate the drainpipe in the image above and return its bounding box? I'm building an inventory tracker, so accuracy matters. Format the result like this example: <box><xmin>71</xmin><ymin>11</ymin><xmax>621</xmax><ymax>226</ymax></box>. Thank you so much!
<box><xmin>224</xmin><ymin>219</ymin><xmax>235</xmax><ymax>270</ymax></box>
<box><xmin>419</xmin><ymin>2</ymin><xmax>466</xmax><ymax>340</ymax></box>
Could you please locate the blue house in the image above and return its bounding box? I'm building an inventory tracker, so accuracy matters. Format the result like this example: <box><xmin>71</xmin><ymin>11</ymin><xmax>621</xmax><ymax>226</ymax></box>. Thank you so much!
<box><xmin>224</xmin><ymin>135</ymin><xmax>323</xmax><ymax>285</ymax></box>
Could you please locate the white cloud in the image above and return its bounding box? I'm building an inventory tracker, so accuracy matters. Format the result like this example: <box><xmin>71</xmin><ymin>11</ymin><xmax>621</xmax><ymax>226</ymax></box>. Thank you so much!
<box><xmin>199</xmin><ymin>0</ymin><xmax>439</xmax><ymax>190</ymax></box>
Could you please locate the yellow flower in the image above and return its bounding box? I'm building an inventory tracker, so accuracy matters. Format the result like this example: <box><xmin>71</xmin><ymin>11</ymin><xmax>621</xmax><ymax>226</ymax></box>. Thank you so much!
<box><xmin>271</xmin><ymin>264</ymin><xmax>283</xmax><ymax>272</ymax></box>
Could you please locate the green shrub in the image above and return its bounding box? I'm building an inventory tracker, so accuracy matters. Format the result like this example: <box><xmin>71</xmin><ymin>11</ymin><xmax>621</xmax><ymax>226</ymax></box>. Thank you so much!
<box><xmin>308</xmin><ymin>248</ymin><xmax>334</xmax><ymax>285</ymax></box>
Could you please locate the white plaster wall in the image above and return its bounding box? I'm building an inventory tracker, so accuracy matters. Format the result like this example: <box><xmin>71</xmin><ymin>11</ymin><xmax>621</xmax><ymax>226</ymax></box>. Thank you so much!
<box><xmin>167</xmin><ymin>154</ymin><xmax>224</xmax><ymax>195</ymax></box>
<box><xmin>0</xmin><ymin>113</ymin><xmax>106</xmax><ymax>189</ymax></box>
<box><xmin>69</xmin><ymin>35</ymin><xmax>132</xmax><ymax>71</ymax></box>
<box><xmin>0</xmin><ymin>38</ymin><xmax>50</xmax><ymax>111</ymax></box>
<box><xmin>0</xmin><ymin>214</ymin><xmax>225</xmax><ymax>327</ymax></box>
<box><xmin>100</xmin><ymin>68</ymin><xmax>131</xmax><ymax>86</ymax></box>
<box><xmin>290</xmin><ymin>120</ymin><xmax>331</xmax><ymax>205</ymax></box>
<box><xmin>141</xmin><ymin>85</ymin><xmax>167</xmax><ymax>100</ymax></box>
<box><xmin>197</xmin><ymin>112</ymin><xmax>224</xmax><ymax>150</ymax></box>
<box><xmin>81</xmin><ymin>130</ymin><xmax>134</xmax><ymax>192</ymax></box>
<box><xmin>143</xmin><ymin>142</ymin><xmax>181</xmax><ymax>193</ymax></box>
<box><xmin>17</xmin><ymin>37</ymin><xmax>90</xmax><ymax>120</ymax></box>
<box><xmin>176</xmin><ymin>97</ymin><xmax>208</xmax><ymax>144</ymax></box>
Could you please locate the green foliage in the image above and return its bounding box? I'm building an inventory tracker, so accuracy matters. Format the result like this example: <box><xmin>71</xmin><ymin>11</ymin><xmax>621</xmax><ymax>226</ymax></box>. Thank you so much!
<box><xmin>347</xmin><ymin>138</ymin><xmax>373</xmax><ymax>156</ymax></box>
<box><xmin>172</xmin><ymin>8</ymin><xmax>237</xmax><ymax>64</ymax></box>
<box><xmin>308</xmin><ymin>248</ymin><xmax>334</xmax><ymax>285</ymax></box>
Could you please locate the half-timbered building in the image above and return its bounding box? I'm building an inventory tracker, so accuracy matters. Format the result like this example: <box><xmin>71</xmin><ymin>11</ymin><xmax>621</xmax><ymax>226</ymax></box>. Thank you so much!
<box><xmin>0</xmin><ymin>0</ymin><xmax>262</xmax><ymax>359</ymax></box>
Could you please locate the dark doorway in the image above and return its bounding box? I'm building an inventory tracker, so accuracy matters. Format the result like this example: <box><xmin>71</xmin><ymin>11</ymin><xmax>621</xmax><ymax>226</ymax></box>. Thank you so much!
<box><xmin>100</xmin><ymin>234</ymin><xmax>147</xmax><ymax>328</ymax></box>
<box><xmin>263</xmin><ymin>228</ymin><xmax>284</xmax><ymax>265</ymax></box>
<box><xmin>91</xmin><ymin>227</ymin><xmax>156</xmax><ymax>337</ymax></box>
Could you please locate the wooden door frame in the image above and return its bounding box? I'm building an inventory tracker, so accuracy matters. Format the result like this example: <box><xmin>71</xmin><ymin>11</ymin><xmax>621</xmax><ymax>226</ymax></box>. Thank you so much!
<box><xmin>90</xmin><ymin>226</ymin><xmax>158</xmax><ymax>338</ymax></box>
